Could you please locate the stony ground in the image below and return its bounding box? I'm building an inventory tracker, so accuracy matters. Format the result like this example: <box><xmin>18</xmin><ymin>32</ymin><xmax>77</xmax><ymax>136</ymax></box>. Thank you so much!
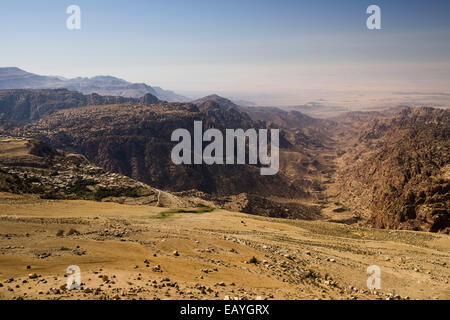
<box><xmin>0</xmin><ymin>193</ymin><xmax>448</xmax><ymax>300</ymax></box>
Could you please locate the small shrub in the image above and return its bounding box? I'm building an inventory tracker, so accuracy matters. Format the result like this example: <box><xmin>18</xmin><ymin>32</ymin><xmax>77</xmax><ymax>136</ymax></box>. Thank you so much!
<box><xmin>94</xmin><ymin>187</ymin><xmax>140</xmax><ymax>201</ymax></box>
<box><xmin>67</xmin><ymin>228</ymin><xmax>80</xmax><ymax>236</ymax></box>
<box><xmin>25</xmin><ymin>177</ymin><xmax>40</xmax><ymax>184</ymax></box>
<box><xmin>40</xmin><ymin>192</ymin><xmax>65</xmax><ymax>200</ymax></box>
<box><xmin>249</xmin><ymin>256</ymin><xmax>259</xmax><ymax>264</ymax></box>
<box><xmin>153</xmin><ymin>207</ymin><xmax>214</xmax><ymax>219</ymax></box>
<box><xmin>66</xmin><ymin>178</ymin><xmax>96</xmax><ymax>197</ymax></box>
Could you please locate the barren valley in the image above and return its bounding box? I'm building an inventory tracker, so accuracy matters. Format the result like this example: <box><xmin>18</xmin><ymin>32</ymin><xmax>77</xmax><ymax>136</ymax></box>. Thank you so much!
<box><xmin>0</xmin><ymin>88</ymin><xmax>448</xmax><ymax>300</ymax></box>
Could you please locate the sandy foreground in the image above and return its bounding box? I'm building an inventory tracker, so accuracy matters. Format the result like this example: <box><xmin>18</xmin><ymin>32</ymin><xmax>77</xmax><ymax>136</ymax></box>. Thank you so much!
<box><xmin>0</xmin><ymin>193</ymin><xmax>448</xmax><ymax>300</ymax></box>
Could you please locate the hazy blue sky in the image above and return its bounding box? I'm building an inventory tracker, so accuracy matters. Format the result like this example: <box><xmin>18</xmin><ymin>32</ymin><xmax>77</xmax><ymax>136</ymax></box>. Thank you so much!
<box><xmin>1</xmin><ymin>0</ymin><xmax>449</xmax><ymax>105</ymax></box>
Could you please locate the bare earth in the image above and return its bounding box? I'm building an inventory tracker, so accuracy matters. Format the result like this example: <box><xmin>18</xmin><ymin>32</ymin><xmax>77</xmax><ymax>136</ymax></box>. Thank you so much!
<box><xmin>0</xmin><ymin>193</ymin><xmax>448</xmax><ymax>300</ymax></box>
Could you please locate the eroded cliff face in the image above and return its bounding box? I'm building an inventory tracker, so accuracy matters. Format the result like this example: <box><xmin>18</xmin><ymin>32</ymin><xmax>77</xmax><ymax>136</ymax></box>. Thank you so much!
<box><xmin>0</xmin><ymin>89</ymin><xmax>143</xmax><ymax>124</ymax></box>
<box><xmin>332</xmin><ymin>107</ymin><xmax>449</xmax><ymax>233</ymax></box>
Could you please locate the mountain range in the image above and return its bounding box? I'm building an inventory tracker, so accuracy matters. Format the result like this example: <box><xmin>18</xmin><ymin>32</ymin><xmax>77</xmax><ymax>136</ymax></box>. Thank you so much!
<box><xmin>0</xmin><ymin>67</ymin><xmax>188</xmax><ymax>102</ymax></box>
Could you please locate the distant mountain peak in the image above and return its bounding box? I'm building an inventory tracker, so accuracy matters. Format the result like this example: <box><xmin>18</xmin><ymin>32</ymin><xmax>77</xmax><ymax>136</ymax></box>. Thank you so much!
<box><xmin>203</xmin><ymin>94</ymin><xmax>222</xmax><ymax>99</ymax></box>
<box><xmin>192</xmin><ymin>94</ymin><xmax>240</xmax><ymax>110</ymax></box>
<box><xmin>1</xmin><ymin>67</ymin><xmax>26</xmax><ymax>72</ymax></box>
<box><xmin>0</xmin><ymin>67</ymin><xmax>33</xmax><ymax>77</ymax></box>
<box><xmin>0</xmin><ymin>67</ymin><xmax>188</xmax><ymax>102</ymax></box>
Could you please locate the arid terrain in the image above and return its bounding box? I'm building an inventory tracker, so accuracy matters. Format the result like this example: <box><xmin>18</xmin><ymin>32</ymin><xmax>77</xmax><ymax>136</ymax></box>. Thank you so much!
<box><xmin>0</xmin><ymin>88</ymin><xmax>448</xmax><ymax>300</ymax></box>
<box><xmin>0</xmin><ymin>194</ymin><xmax>448</xmax><ymax>300</ymax></box>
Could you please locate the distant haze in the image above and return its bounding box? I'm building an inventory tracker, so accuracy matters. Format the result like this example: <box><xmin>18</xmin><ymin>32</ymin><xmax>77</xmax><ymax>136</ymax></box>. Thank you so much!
<box><xmin>1</xmin><ymin>0</ymin><xmax>449</xmax><ymax>107</ymax></box>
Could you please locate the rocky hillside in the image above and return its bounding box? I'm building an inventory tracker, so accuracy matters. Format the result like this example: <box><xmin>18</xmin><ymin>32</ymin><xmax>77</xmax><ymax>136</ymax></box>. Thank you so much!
<box><xmin>331</xmin><ymin>107</ymin><xmax>449</xmax><ymax>233</ymax></box>
<box><xmin>11</xmin><ymin>97</ymin><xmax>331</xmax><ymax>220</ymax></box>
<box><xmin>16</xmin><ymin>102</ymin><xmax>303</xmax><ymax>197</ymax></box>
<box><xmin>0</xmin><ymin>137</ymin><xmax>199</xmax><ymax>208</ymax></box>
<box><xmin>0</xmin><ymin>89</ymin><xmax>151</xmax><ymax>124</ymax></box>
<box><xmin>194</xmin><ymin>96</ymin><xmax>336</xmax><ymax>149</ymax></box>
